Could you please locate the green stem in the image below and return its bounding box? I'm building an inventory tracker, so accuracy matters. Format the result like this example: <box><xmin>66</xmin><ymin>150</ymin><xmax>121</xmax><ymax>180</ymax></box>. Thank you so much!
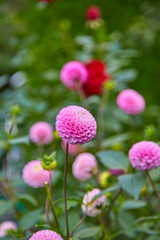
<box><xmin>45</xmin><ymin>171</ymin><xmax>52</xmax><ymax>226</ymax></box>
<box><xmin>145</xmin><ymin>170</ymin><xmax>160</xmax><ymax>202</ymax></box>
<box><xmin>45</xmin><ymin>181</ymin><xmax>59</xmax><ymax>229</ymax></box>
<box><xmin>75</xmin><ymin>80</ymin><xmax>87</xmax><ymax>108</ymax></box>
<box><xmin>98</xmin><ymin>88</ymin><xmax>109</xmax><ymax>149</ymax></box>
<box><xmin>98</xmin><ymin>216</ymin><xmax>110</xmax><ymax>240</ymax></box>
<box><xmin>64</xmin><ymin>143</ymin><xmax>70</xmax><ymax>239</ymax></box>
<box><xmin>106</xmin><ymin>188</ymin><xmax>122</xmax><ymax>227</ymax></box>
<box><xmin>70</xmin><ymin>212</ymin><xmax>87</xmax><ymax>237</ymax></box>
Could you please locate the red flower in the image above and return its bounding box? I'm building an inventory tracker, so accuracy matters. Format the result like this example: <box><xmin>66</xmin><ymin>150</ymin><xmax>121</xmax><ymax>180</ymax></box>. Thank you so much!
<box><xmin>83</xmin><ymin>60</ymin><xmax>111</xmax><ymax>96</ymax></box>
<box><xmin>85</xmin><ymin>6</ymin><xmax>101</xmax><ymax>21</ymax></box>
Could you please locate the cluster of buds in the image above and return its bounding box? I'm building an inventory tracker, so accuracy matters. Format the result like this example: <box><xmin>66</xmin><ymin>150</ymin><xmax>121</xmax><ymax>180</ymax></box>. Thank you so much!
<box><xmin>41</xmin><ymin>151</ymin><xmax>57</xmax><ymax>171</ymax></box>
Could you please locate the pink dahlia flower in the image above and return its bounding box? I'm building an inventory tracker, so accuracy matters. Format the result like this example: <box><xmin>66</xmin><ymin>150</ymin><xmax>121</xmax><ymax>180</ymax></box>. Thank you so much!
<box><xmin>56</xmin><ymin>105</ymin><xmax>97</xmax><ymax>144</ymax></box>
<box><xmin>62</xmin><ymin>141</ymin><xmax>82</xmax><ymax>156</ymax></box>
<box><xmin>29</xmin><ymin>121</ymin><xmax>53</xmax><ymax>146</ymax></box>
<box><xmin>82</xmin><ymin>188</ymin><xmax>106</xmax><ymax>217</ymax></box>
<box><xmin>0</xmin><ymin>221</ymin><xmax>17</xmax><ymax>237</ymax></box>
<box><xmin>60</xmin><ymin>61</ymin><xmax>88</xmax><ymax>90</ymax></box>
<box><xmin>72</xmin><ymin>153</ymin><xmax>98</xmax><ymax>180</ymax></box>
<box><xmin>116</xmin><ymin>89</ymin><xmax>145</xmax><ymax>115</ymax></box>
<box><xmin>29</xmin><ymin>230</ymin><xmax>63</xmax><ymax>240</ymax></box>
<box><xmin>129</xmin><ymin>141</ymin><xmax>160</xmax><ymax>170</ymax></box>
<box><xmin>22</xmin><ymin>160</ymin><xmax>53</xmax><ymax>188</ymax></box>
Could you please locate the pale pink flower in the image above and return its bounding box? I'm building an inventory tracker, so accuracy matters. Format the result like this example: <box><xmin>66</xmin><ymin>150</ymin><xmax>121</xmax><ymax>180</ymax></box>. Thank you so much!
<box><xmin>56</xmin><ymin>105</ymin><xmax>97</xmax><ymax>144</ymax></box>
<box><xmin>29</xmin><ymin>230</ymin><xmax>63</xmax><ymax>240</ymax></box>
<box><xmin>62</xmin><ymin>141</ymin><xmax>82</xmax><ymax>156</ymax></box>
<box><xmin>72</xmin><ymin>153</ymin><xmax>98</xmax><ymax>180</ymax></box>
<box><xmin>0</xmin><ymin>221</ymin><xmax>17</xmax><ymax>237</ymax></box>
<box><xmin>29</xmin><ymin>121</ymin><xmax>53</xmax><ymax>146</ymax></box>
<box><xmin>81</xmin><ymin>188</ymin><xmax>106</xmax><ymax>217</ymax></box>
<box><xmin>129</xmin><ymin>141</ymin><xmax>160</xmax><ymax>170</ymax></box>
<box><xmin>22</xmin><ymin>160</ymin><xmax>53</xmax><ymax>188</ymax></box>
<box><xmin>60</xmin><ymin>61</ymin><xmax>88</xmax><ymax>90</ymax></box>
<box><xmin>116</xmin><ymin>89</ymin><xmax>145</xmax><ymax>115</ymax></box>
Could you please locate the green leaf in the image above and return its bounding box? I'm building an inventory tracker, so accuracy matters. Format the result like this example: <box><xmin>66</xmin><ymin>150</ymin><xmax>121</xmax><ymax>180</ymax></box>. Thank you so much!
<box><xmin>102</xmin><ymin>133</ymin><xmax>131</xmax><ymax>148</ymax></box>
<box><xmin>118</xmin><ymin>172</ymin><xmax>146</xmax><ymax>200</ymax></box>
<box><xmin>121</xmin><ymin>200</ymin><xmax>147</xmax><ymax>210</ymax></box>
<box><xmin>19</xmin><ymin>208</ymin><xmax>43</xmax><ymax>231</ymax></box>
<box><xmin>74</xmin><ymin>227</ymin><xmax>101</xmax><ymax>239</ymax></box>
<box><xmin>97</xmin><ymin>150</ymin><xmax>128</xmax><ymax>170</ymax></box>
<box><xmin>68</xmin><ymin>209</ymin><xmax>79</xmax><ymax>233</ymax></box>
<box><xmin>17</xmin><ymin>194</ymin><xmax>38</xmax><ymax>206</ymax></box>
<box><xmin>8</xmin><ymin>136</ymin><xmax>29</xmax><ymax>145</ymax></box>
<box><xmin>0</xmin><ymin>200</ymin><xmax>13</xmax><ymax>216</ymax></box>
<box><xmin>91</xmin><ymin>185</ymin><xmax>119</xmax><ymax>202</ymax></box>
<box><xmin>135</xmin><ymin>216</ymin><xmax>160</xmax><ymax>223</ymax></box>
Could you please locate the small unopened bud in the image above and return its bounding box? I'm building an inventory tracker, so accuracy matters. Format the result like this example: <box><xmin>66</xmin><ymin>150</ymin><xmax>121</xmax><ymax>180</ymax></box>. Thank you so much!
<box><xmin>140</xmin><ymin>185</ymin><xmax>147</xmax><ymax>196</ymax></box>
<box><xmin>104</xmin><ymin>80</ymin><xmax>116</xmax><ymax>91</ymax></box>
<box><xmin>98</xmin><ymin>171</ymin><xmax>110</xmax><ymax>188</ymax></box>
<box><xmin>10</xmin><ymin>105</ymin><xmax>21</xmax><ymax>116</ymax></box>
<box><xmin>41</xmin><ymin>151</ymin><xmax>57</xmax><ymax>170</ymax></box>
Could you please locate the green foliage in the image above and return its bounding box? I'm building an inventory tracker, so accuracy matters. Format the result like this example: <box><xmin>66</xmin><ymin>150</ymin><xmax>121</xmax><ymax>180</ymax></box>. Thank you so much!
<box><xmin>118</xmin><ymin>172</ymin><xmax>146</xmax><ymax>199</ymax></box>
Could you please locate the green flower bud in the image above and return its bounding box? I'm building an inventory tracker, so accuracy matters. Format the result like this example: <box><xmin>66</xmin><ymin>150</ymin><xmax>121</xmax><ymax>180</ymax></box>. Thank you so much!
<box><xmin>104</xmin><ymin>80</ymin><xmax>116</xmax><ymax>91</ymax></box>
<box><xmin>10</xmin><ymin>105</ymin><xmax>21</xmax><ymax>116</ymax></box>
<box><xmin>41</xmin><ymin>151</ymin><xmax>57</xmax><ymax>171</ymax></box>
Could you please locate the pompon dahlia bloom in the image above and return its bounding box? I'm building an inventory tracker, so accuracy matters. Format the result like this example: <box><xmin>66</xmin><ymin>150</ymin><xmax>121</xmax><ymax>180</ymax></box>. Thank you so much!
<box><xmin>60</xmin><ymin>61</ymin><xmax>88</xmax><ymax>90</ymax></box>
<box><xmin>83</xmin><ymin>60</ymin><xmax>111</xmax><ymax>96</ymax></box>
<box><xmin>22</xmin><ymin>160</ymin><xmax>53</xmax><ymax>188</ymax></box>
<box><xmin>29</xmin><ymin>122</ymin><xmax>53</xmax><ymax>146</ymax></box>
<box><xmin>56</xmin><ymin>105</ymin><xmax>97</xmax><ymax>144</ymax></box>
<box><xmin>82</xmin><ymin>188</ymin><xmax>106</xmax><ymax>217</ymax></box>
<box><xmin>0</xmin><ymin>221</ymin><xmax>17</xmax><ymax>237</ymax></box>
<box><xmin>129</xmin><ymin>141</ymin><xmax>160</xmax><ymax>170</ymax></box>
<box><xmin>86</xmin><ymin>6</ymin><xmax>101</xmax><ymax>21</ymax></box>
<box><xmin>72</xmin><ymin>153</ymin><xmax>98</xmax><ymax>180</ymax></box>
<box><xmin>116</xmin><ymin>89</ymin><xmax>145</xmax><ymax>115</ymax></box>
<box><xmin>29</xmin><ymin>230</ymin><xmax>63</xmax><ymax>240</ymax></box>
<box><xmin>62</xmin><ymin>141</ymin><xmax>82</xmax><ymax>156</ymax></box>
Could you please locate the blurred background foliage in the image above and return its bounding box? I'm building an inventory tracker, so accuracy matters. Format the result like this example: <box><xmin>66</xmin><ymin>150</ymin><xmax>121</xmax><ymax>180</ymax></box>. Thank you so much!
<box><xmin>0</xmin><ymin>0</ymin><xmax>160</xmax><ymax>239</ymax></box>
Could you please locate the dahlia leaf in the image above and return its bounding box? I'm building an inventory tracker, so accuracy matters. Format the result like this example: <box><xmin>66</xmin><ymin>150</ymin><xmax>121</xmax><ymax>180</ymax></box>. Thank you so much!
<box><xmin>118</xmin><ymin>172</ymin><xmax>146</xmax><ymax>200</ymax></box>
<box><xmin>97</xmin><ymin>150</ymin><xmax>129</xmax><ymax>170</ymax></box>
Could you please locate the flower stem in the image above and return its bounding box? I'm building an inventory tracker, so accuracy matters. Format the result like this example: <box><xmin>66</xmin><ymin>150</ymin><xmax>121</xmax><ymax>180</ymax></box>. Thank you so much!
<box><xmin>45</xmin><ymin>181</ymin><xmax>59</xmax><ymax>229</ymax></box>
<box><xmin>64</xmin><ymin>143</ymin><xmax>70</xmax><ymax>239</ymax></box>
<box><xmin>75</xmin><ymin>80</ymin><xmax>87</xmax><ymax>108</ymax></box>
<box><xmin>70</xmin><ymin>212</ymin><xmax>87</xmax><ymax>237</ymax></box>
<box><xmin>98</xmin><ymin>216</ymin><xmax>110</xmax><ymax>240</ymax></box>
<box><xmin>4</xmin><ymin>150</ymin><xmax>9</xmax><ymax>183</ymax></box>
<box><xmin>145</xmin><ymin>170</ymin><xmax>160</xmax><ymax>202</ymax></box>
<box><xmin>106</xmin><ymin>187</ymin><xmax>122</xmax><ymax>226</ymax></box>
<box><xmin>98</xmin><ymin>88</ymin><xmax>109</xmax><ymax>149</ymax></box>
<box><xmin>45</xmin><ymin>171</ymin><xmax>52</xmax><ymax>226</ymax></box>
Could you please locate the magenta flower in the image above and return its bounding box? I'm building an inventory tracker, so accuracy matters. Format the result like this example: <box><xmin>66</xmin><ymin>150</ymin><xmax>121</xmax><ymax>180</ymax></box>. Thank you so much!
<box><xmin>116</xmin><ymin>89</ymin><xmax>145</xmax><ymax>115</ymax></box>
<box><xmin>22</xmin><ymin>160</ymin><xmax>53</xmax><ymax>188</ymax></box>
<box><xmin>56</xmin><ymin>105</ymin><xmax>97</xmax><ymax>144</ymax></box>
<box><xmin>29</xmin><ymin>230</ymin><xmax>63</xmax><ymax>240</ymax></box>
<box><xmin>129</xmin><ymin>141</ymin><xmax>160</xmax><ymax>170</ymax></box>
<box><xmin>72</xmin><ymin>153</ymin><xmax>98</xmax><ymax>180</ymax></box>
<box><xmin>109</xmin><ymin>169</ymin><xmax>125</xmax><ymax>176</ymax></box>
<box><xmin>60</xmin><ymin>61</ymin><xmax>88</xmax><ymax>90</ymax></box>
<box><xmin>29</xmin><ymin>121</ymin><xmax>53</xmax><ymax>146</ymax></box>
<box><xmin>82</xmin><ymin>188</ymin><xmax>106</xmax><ymax>217</ymax></box>
<box><xmin>0</xmin><ymin>221</ymin><xmax>17</xmax><ymax>237</ymax></box>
